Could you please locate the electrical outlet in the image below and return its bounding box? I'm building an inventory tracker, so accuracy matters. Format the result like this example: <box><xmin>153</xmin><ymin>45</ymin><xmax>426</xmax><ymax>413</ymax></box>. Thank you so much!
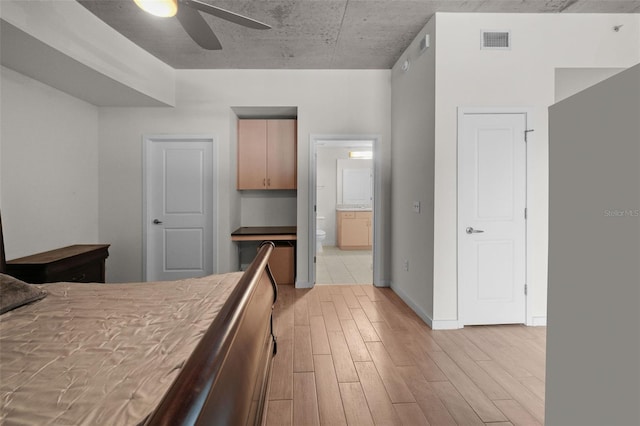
<box><xmin>403</xmin><ymin>260</ymin><xmax>409</xmax><ymax>271</ymax></box>
<box><xmin>413</xmin><ymin>201</ymin><xmax>421</xmax><ymax>213</ymax></box>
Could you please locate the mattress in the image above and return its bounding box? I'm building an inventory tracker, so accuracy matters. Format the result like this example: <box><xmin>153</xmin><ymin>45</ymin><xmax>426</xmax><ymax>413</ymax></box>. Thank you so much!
<box><xmin>0</xmin><ymin>272</ymin><xmax>243</xmax><ymax>425</ymax></box>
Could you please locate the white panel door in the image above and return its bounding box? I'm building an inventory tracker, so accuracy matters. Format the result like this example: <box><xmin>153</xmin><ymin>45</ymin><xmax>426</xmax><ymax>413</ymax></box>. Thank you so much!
<box><xmin>146</xmin><ymin>138</ymin><xmax>214</xmax><ymax>282</ymax></box>
<box><xmin>459</xmin><ymin>113</ymin><xmax>527</xmax><ymax>325</ymax></box>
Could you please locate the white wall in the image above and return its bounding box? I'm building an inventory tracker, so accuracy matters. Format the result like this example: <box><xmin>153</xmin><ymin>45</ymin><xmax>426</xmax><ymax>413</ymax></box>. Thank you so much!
<box><xmin>555</xmin><ymin>67</ymin><xmax>625</xmax><ymax>102</ymax></box>
<box><xmin>390</xmin><ymin>17</ymin><xmax>437</xmax><ymax>323</ymax></box>
<box><xmin>0</xmin><ymin>0</ymin><xmax>175</xmax><ymax>106</ymax></box>
<box><xmin>0</xmin><ymin>66</ymin><xmax>99</xmax><ymax>258</ymax></box>
<box><xmin>390</xmin><ymin>13</ymin><xmax>640</xmax><ymax>327</ymax></box>
<box><xmin>240</xmin><ymin>192</ymin><xmax>297</xmax><ymax>226</ymax></box>
<box><xmin>99</xmin><ymin>69</ymin><xmax>391</xmax><ymax>283</ymax></box>
<box><xmin>228</xmin><ymin>111</ymin><xmax>242</xmax><ymax>272</ymax></box>
<box><xmin>546</xmin><ymin>63</ymin><xmax>639</xmax><ymax>426</ymax></box>
<box><xmin>431</xmin><ymin>13</ymin><xmax>640</xmax><ymax>324</ymax></box>
<box><xmin>317</xmin><ymin>147</ymin><xmax>346</xmax><ymax>246</ymax></box>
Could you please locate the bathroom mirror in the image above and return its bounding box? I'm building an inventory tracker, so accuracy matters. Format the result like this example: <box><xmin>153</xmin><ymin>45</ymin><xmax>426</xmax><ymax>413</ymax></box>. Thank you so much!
<box><xmin>336</xmin><ymin>158</ymin><xmax>372</xmax><ymax>206</ymax></box>
<box><xmin>343</xmin><ymin>169</ymin><xmax>371</xmax><ymax>204</ymax></box>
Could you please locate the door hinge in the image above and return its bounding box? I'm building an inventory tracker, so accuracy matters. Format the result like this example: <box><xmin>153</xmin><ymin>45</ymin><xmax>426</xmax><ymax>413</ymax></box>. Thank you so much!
<box><xmin>524</xmin><ymin>129</ymin><xmax>535</xmax><ymax>142</ymax></box>
<box><xmin>524</xmin><ymin>284</ymin><xmax>528</xmax><ymax>295</ymax></box>
<box><xmin>314</xmin><ymin>205</ymin><xmax>317</xmax><ymax>212</ymax></box>
<box><xmin>524</xmin><ymin>208</ymin><xmax>528</xmax><ymax>219</ymax></box>
<box><xmin>314</xmin><ymin>256</ymin><xmax>316</xmax><ymax>264</ymax></box>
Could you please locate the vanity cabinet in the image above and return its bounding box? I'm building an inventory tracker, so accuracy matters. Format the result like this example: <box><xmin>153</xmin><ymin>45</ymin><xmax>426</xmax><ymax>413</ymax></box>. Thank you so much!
<box><xmin>337</xmin><ymin>211</ymin><xmax>372</xmax><ymax>249</ymax></box>
<box><xmin>237</xmin><ymin>119</ymin><xmax>297</xmax><ymax>190</ymax></box>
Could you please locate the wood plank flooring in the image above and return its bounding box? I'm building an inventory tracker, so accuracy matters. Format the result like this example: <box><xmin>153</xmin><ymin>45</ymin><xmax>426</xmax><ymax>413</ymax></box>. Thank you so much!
<box><xmin>266</xmin><ymin>285</ymin><xmax>546</xmax><ymax>426</ymax></box>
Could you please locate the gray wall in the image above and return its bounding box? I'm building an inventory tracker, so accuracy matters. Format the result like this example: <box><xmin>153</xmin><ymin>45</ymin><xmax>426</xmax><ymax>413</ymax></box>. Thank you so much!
<box><xmin>555</xmin><ymin>67</ymin><xmax>625</xmax><ymax>102</ymax></box>
<box><xmin>546</xmin><ymin>63</ymin><xmax>640</xmax><ymax>426</ymax></box>
<box><xmin>389</xmin><ymin>17</ymin><xmax>436</xmax><ymax>321</ymax></box>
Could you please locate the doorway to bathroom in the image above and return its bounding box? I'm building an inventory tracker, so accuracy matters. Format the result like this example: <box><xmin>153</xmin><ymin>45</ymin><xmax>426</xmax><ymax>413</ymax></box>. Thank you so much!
<box><xmin>309</xmin><ymin>135</ymin><xmax>379</xmax><ymax>286</ymax></box>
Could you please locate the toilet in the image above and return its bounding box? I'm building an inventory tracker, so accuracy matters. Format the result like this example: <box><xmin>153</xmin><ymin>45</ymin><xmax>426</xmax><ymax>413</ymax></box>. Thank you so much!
<box><xmin>316</xmin><ymin>216</ymin><xmax>326</xmax><ymax>253</ymax></box>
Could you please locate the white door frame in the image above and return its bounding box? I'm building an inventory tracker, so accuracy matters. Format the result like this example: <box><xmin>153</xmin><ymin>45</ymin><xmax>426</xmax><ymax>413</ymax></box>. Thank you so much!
<box><xmin>142</xmin><ymin>134</ymin><xmax>218</xmax><ymax>281</ymax></box>
<box><xmin>308</xmin><ymin>134</ymin><xmax>382</xmax><ymax>286</ymax></box>
<box><xmin>457</xmin><ymin>107</ymin><xmax>535</xmax><ymax>326</ymax></box>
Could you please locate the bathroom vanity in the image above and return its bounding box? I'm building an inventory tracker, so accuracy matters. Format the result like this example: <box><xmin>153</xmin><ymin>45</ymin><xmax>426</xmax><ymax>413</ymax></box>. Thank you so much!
<box><xmin>336</xmin><ymin>207</ymin><xmax>372</xmax><ymax>250</ymax></box>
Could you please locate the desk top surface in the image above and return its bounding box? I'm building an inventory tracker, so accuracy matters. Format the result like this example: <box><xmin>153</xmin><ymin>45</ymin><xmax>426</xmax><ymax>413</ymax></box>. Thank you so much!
<box><xmin>231</xmin><ymin>226</ymin><xmax>296</xmax><ymax>236</ymax></box>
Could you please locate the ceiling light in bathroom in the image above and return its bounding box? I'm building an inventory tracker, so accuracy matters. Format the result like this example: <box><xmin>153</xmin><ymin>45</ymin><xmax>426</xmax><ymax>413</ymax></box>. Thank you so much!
<box><xmin>349</xmin><ymin>151</ymin><xmax>373</xmax><ymax>159</ymax></box>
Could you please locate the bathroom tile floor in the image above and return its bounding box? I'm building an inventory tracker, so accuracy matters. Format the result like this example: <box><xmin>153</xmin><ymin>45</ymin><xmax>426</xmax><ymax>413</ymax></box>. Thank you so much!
<box><xmin>315</xmin><ymin>246</ymin><xmax>373</xmax><ymax>285</ymax></box>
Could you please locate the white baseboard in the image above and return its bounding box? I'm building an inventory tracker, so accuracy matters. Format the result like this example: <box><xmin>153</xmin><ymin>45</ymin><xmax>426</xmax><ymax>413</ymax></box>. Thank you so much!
<box><xmin>390</xmin><ymin>282</ymin><xmax>463</xmax><ymax>330</ymax></box>
<box><xmin>295</xmin><ymin>281</ymin><xmax>314</xmax><ymax>289</ymax></box>
<box><xmin>530</xmin><ymin>316</ymin><xmax>547</xmax><ymax>326</ymax></box>
<box><xmin>431</xmin><ymin>319</ymin><xmax>463</xmax><ymax>330</ymax></box>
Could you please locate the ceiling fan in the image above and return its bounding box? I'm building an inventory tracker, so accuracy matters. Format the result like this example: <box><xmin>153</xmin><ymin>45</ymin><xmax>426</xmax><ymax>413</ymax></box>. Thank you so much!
<box><xmin>133</xmin><ymin>0</ymin><xmax>271</xmax><ymax>50</ymax></box>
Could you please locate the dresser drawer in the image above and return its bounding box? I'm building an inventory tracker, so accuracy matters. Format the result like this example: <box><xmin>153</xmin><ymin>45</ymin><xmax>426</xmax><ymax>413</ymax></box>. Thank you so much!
<box><xmin>47</xmin><ymin>262</ymin><xmax>105</xmax><ymax>283</ymax></box>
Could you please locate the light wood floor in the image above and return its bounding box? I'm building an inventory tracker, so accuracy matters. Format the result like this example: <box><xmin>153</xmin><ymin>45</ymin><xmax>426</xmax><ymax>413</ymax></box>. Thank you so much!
<box><xmin>265</xmin><ymin>284</ymin><xmax>546</xmax><ymax>426</ymax></box>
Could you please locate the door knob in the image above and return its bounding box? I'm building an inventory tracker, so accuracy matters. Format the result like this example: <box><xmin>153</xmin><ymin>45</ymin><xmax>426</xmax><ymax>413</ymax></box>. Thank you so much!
<box><xmin>466</xmin><ymin>227</ymin><xmax>484</xmax><ymax>234</ymax></box>
<box><xmin>153</xmin><ymin>219</ymin><xmax>163</xmax><ymax>225</ymax></box>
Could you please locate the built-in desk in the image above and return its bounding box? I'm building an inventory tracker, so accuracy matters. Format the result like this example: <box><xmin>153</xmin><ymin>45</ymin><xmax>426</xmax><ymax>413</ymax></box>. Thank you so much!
<box><xmin>231</xmin><ymin>227</ymin><xmax>296</xmax><ymax>285</ymax></box>
<box><xmin>231</xmin><ymin>226</ymin><xmax>297</xmax><ymax>242</ymax></box>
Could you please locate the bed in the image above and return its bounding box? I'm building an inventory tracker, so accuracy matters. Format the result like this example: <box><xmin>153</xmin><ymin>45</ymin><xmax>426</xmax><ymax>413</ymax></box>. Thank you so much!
<box><xmin>0</xmin><ymin>212</ymin><xmax>278</xmax><ymax>425</ymax></box>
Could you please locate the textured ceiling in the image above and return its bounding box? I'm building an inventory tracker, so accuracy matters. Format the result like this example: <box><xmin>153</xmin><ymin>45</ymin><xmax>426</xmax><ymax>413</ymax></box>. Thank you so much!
<box><xmin>78</xmin><ymin>0</ymin><xmax>640</xmax><ymax>69</ymax></box>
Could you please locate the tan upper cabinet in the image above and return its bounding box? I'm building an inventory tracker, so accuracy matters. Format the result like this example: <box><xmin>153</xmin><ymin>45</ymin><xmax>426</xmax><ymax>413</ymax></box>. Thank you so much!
<box><xmin>237</xmin><ymin>120</ymin><xmax>267</xmax><ymax>189</ymax></box>
<box><xmin>237</xmin><ymin>119</ymin><xmax>297</xmax><ymax>190</ymax></box>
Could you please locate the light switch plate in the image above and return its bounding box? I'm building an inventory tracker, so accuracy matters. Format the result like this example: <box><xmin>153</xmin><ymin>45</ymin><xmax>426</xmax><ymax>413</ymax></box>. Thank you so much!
<box><xmin>413</xmin><ymin>201</ymin><xmax>421</xmax><ymax>213</ymax></box>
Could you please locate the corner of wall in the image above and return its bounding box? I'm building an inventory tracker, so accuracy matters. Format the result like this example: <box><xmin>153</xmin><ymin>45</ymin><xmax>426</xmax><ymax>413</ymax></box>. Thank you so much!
<box><xmin>390</xmin><ymin>15</ymin><xmax>437</xmax><ymax>323</ymax></box>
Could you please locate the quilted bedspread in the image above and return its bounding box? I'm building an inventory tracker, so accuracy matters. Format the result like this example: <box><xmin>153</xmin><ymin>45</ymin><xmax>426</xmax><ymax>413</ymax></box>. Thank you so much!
<box><xmin>0</xmin><ymin>272</ymin><xmax>242</xmax><ymax>425</ymax></box>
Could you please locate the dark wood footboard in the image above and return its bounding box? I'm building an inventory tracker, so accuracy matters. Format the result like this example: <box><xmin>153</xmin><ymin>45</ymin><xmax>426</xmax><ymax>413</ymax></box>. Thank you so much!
<box><xmin>145</xmin><ymin>242</ymin><xmax>278</xmax><ymax>426</ymax></box>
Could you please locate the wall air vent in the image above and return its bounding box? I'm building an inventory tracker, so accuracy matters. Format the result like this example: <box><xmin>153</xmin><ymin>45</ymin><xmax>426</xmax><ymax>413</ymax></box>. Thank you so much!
<box><xmin>481</xmin><ymin>30</ymin><xmax>511</xmax><ymax>50</ymax></box>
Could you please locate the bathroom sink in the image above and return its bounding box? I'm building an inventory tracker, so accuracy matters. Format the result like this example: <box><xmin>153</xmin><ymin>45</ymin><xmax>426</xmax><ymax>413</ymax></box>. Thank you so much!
<box><xmin>336</xmin><ymin>205</ymin><xmax>372</xmax><ymax>211</ymax></box>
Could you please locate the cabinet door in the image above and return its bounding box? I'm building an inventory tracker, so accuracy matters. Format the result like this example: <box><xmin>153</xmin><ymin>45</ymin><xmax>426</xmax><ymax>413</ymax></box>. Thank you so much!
<box><xmin>238</xmin><ymin>120</ymin><xmax>267</xmax><ymax>189</ymax></box>
<box><xmin>341</xmin><ymin>217</ymin><xmax>370</xmax><ymax>247</ymax></box>
<box><xmin>359</xmin><ymin>212</ymin><xmax>373</xmax><ymax>245</ymax></box>
<box><xmin>267</xmin><ymin>119</ymin><xmax>297</xmax><ymax>189</ymax></box>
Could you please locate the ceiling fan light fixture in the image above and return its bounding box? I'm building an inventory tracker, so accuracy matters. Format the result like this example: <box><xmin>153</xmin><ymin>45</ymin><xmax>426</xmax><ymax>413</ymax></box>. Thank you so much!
<box><xmin>134</xmin><ymin>0</ymin><xmax>178</xmax><ymax>18</ymax></box>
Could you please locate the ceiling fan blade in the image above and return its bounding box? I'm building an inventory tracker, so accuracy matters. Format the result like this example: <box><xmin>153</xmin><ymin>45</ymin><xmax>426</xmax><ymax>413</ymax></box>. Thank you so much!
<box><xmin>175</xmin><ymin>5</ymin><xmax>222</xmax><ymax>50</ymax></box>
<box><xmin>181</xmin><ymin>0</ymin><xmax>271</xmax><ymax>30</ymax></box>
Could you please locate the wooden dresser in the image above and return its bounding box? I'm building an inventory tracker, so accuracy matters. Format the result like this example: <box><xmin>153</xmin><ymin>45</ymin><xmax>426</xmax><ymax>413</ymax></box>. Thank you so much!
<box><xmin>6</xmin><ymin>244</ymin><xmax>110</xmax><ymax>284</ymax></box>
